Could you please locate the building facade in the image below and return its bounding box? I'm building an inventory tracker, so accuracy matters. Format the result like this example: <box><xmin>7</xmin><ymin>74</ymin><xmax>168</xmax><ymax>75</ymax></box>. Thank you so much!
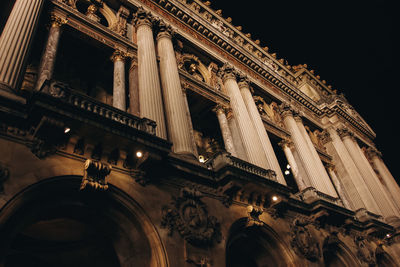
<box><xmin>0</xmin><ymin>0</ymin><xmax>399</xmax><ymax>266</ymax></box>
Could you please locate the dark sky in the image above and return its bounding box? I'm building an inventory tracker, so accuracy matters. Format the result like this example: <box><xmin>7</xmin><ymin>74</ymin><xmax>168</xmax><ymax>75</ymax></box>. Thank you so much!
<box><xmin>210</xmin><ymin>0</ymin><xmax>399</xmax><ymax>181</ymax></box>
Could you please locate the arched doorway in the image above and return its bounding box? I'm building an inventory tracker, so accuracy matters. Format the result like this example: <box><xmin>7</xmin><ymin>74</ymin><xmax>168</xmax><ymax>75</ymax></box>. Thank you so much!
<box><xmin>226</xmin><ymin>219</ymin><xmax>295</xmax><ymax>267</ymax></box>
<box><xmin>0</xmin><ymin>176</ymin><xmax>168</xmax><ymax>267</ymax></box>
<box><xmin>322</xmin><ymin>233</ymin><xmax>359</xmax><ymax>267</ymax></box>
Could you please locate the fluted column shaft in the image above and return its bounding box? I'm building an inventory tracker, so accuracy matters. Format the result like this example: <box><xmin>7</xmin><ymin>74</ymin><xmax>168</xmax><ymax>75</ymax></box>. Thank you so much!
<box><xmin>340</xmin><ymin>129</ymin><xmax>398</xmax><ymax>218</ymax></box>
<box><xmin>281</xmin><ymin>106</ymin><xmax>331</xmax><ymax>195</ymax></box>
<box><xmin>295</xmin><ymin>118</ymin><xmax>337</xmax><ymax>197</ymax></box>
<box><xmin>369</xmin><ymin>150</ymin><xmax>400</xmax><ymax>212</ymax></box>
<box><xmin>215</xmin><ymin>105</ymin><xmax>237</xmax><ymax>157</ymax></box>
<box><xmin>279</xmin><ymin>140</ymin><xmax>306</xmax><ymax>190</ymax></box>
<box><xmin>324</xmin><ymin>127</ymin><xmax>368</xmax><ymax>211</ymax></box>
<box><xmin>220</xmin><ymin>66</ymin><xmax>270</xmax><ymax>170</ymax></box>
<box><xmin>128</xmin><ymin>61</ymin><xmax>139</xmax><ymax>116</ymax></box>
<box><xmin>35</xmin><ymin>13</ymin><xmax>66</xmax><ymax>91</ymax></box>
<box><xmin>327</xmin><ymin>165</ymin><xmax>351</xmax><ymax>209</ymax></box>
<box><xmin>111</xmin><ymin>50</ymin><xmax>126</xmax><ymax>111</ymax></box>
<box><xmin>134</xmin><ymin>9</ymin><xmax>167</xmax><ymax>138</ymax></box>
<box><xmin>239</xmin><ymin>78</ymin><xmax>285</xmax><ymax>184</ymax></box>
<box><xmin>0</xmin><ymin>0</ymin><xmax>44</xmax><ymax>90</ymax></box>
<box><xmin>156</xmin><ymin>26</ymin><xmax>195</xmax><ymax>155</ymax></box>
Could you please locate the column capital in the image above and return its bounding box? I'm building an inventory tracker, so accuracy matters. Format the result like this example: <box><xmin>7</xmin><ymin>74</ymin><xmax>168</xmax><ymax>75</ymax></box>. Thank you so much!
<box><xmin>133</xmin><ymin>7</ymin><xmax>156</xmax><ymax>28</ymax></box>
<box><xmin>278</xmin><ymin>138</ymin><xmax>294</xmax><ymax>149</ymax></box>
<box><xmin>110</xmin><ymin>50</ymin><xmax>127</xmax><ymax>62</ymax></box>
<box><xmin>49</xmin><ymin>12</ymin><xmax>68</xmax><ymax>28</ymax></box>
<box><xmin>365</xmin><ymin>146</ymin><xmax>382</xmax><ymax>160</ymax></box>
<box><xmin>237</xmin><ymin>74</ymin><xmax>251</xmax><ymax>89</ymax></box>
<box><xmin>212</xmin><ymin>103</ymin><xmax>229</xmax><ymax>115</ymax></box>
<box><xmin>156</xmin><ymin>20</ymin><xmax>174</xmax><ymax>41</ymax></box>
<box><xmin>336</xmin><ymin>127</ymin><xmax>353</xmax><ymax>140</ymax></box>
<box><xmin>217</xmin><ymin>63</ymin><xmax>238</xmax><ymax>83</ymax></box>
<box><xmin>279</xmin><ymin>103</ymin><xmax>296</xmax><ymax>119</ymax></box>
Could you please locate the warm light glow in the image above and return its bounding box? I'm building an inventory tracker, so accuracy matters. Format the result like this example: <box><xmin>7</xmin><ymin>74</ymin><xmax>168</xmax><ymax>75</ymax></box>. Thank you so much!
<box><xmin>136</xmin><ymin>151</ymin><xmax>143</xmax><ymax>158</ymax></box>
<box><xmin>64</xmin><ymin>127</ymin><xmax>71</xmax><ymax>134</ymax></box>
<box><xmin>272</xmin><ymin>195</ymin><xmax>279</xmax><ymax>202</ymax></box>
<box><xmin>386</xmin><ymin>234</ymin><xmax>391</xmax><ymax>238</ymax></box>
<box><xmin>286</xmin><ymin>164</ymin><xmax>291</xmax><ymax>169</ymax></box>
<box><xmin>284</xmin><ymin>170</ymin><xmax>290</xmax><ymax>175</ymax></box>
<box><xmin>199</xmin><ymin>155</ymin><xmax>205</xmax><ymax>163</ymax></box>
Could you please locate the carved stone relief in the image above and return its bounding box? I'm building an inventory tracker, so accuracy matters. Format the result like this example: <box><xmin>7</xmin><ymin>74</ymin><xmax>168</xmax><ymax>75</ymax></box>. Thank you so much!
<box><xmin>354</xmin><ymin>235</ymin><xmax>375</xmax><ymax>266</ymax></box>
<box><xmin>80</xmin><ymin>159</ymin><xmax>111</xmax><ymax>190</ymax></box>
<box><xmin>290</xmin><ymin>218</ymin><xmax>321</xmax><ymax>261</ymax></box>
<box><xmin>161</xmin><ymin>187</ymin><xmax>222</xmax><ymax>246</ymax></box>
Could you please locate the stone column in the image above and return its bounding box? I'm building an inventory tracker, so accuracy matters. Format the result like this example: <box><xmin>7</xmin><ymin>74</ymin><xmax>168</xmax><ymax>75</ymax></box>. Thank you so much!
<box><xmin>227</xmin><ymin>110</ymin><xmax>247</xmax><ymax>161</ymax></box>
<box><xmin>321</xmin><ymin>128</ymin><xmax>367</xmax><ymax>211</ymax></box>
<box><xmin>295</xmin><ymin>117</ymin><xmax>337</xmax><ymax>197</ymax></box>
<box><xmin>280</xmin><ymin>104</ymin><xmax>330</xmax><ymax>195</ymax></box>
<box><xmin>156</xmin><ymin>22</ymin><xmax>196</xmax><ymax>156</ymax></box>
<box><xmin>218</xmin><ymin>64</ymin><xmax>270</xmax><ymax>170</ymax></box>
<box><xmin>214</xmin><ymin>104</ymin><xmax>237</xmax><ymax>157</ymax></box>
<box><xmin>0</xmin><ymin>0</ymin><xmax>44</xmax><ymax>91</ymax></box>
<box><xmin>110</xmin><ymin>50</ymin><xmax>126</xmax><ymax>111</ymax></box>
<box><xmin>35</xmin><ymin>12</ymin><xmax>67</xmax><ymax>91</ymax></box>
<box><xmin>133</xmin><ymin>7</ymin><xmax>166</xmax><ymax>138</ymax></box>
<box><xmin>339</xmin><ymin>127</ymin><xmax>398</xmax><ymax>219</ymax></box>
<box><xmin>327</xmin><ymin>164</ymin><xmax>352</xmax><ymax>209</ymax></box>
<box><xmin>367</xmin><ymin>148</ymin><xmax>400</xmax><ymax>212</ymax></box>
<box><xmin>279</xmin><ymin>139</ymin><xmax>306</xmax><ymax>190</ymax></box>
<box><xmin>238</xmin><ymin>76</ymin><xmax>285</xmax><ymax>185</ymax></box>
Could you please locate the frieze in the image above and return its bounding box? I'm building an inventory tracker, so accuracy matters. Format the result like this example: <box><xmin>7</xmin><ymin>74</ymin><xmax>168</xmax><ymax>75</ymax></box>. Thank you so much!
<box><xmin>161</xmin><ymin>187</ymin><xmax>222</xmax><ymax>246</ymax></box>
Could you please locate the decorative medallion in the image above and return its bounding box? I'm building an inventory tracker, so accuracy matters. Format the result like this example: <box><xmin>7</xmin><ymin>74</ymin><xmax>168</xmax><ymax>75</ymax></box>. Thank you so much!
<box><xmin>290</xmin><ymin>218</ymin><xmax>321</xmax><ymax>261</ymax></box>
<box><xmin>161</xmin><ymin>187</ymin><xmax>222</xmax><ymax>246</ymax></box>
<box><xmin>80</xmin><ymin>159</ymin><xmax>111</xmax><ymax>190</ymax></box>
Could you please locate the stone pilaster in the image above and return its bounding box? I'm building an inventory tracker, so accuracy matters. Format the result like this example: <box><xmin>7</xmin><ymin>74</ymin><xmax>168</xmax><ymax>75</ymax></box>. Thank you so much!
<box><xmin>366</xmin><ymin>148</ymin><xmax>400</xmax><ymax>213</ymax></box>
<box><xmin>238</xmin><ymin>75</ymin><xmax>285</xmax><ymax>185</ymax></box>
<box><xmin>218</xmin><ymin>64</ymin><xmax>269</xmax><ymax>169</ymax></box>
<box><xmin>156</xmin><ymin>21</ymin><xmax>196</xmax><ymax>156</ymax></box>
<box><xmin>110</xmin><ymin>50</ymin><xmax>127</xmax><ymax>111</ymax></box>
<box><xmin>0</xmin><ymin>0</ymin><xmax>44</xmax><ymax>91</ymax></box>
<box><xmin>133</xmin><ymin>7</ymin><xmax>167</xmax><ymax>138</ymax></box>
<box><xmin>128</xmin><ymin>61</ymin><xmax>139</xmax><ymax>116</ymax></box>
<box><xmin>295</xmin><ymin>116</ymin><xmax>337</xmax><ymax>197</ymax></box>
<box><xmin>279</xmin><ymin>139</ymin><xmax>306</xmax><ymax>190</ymax></box>
<box><xmin>35</xmin><ymin>11</ymin><xmax>67</xmax><ymax>91</ymax></box>
<box><xmin>339</xmin><ymin>127</ymin><xmax>398</xmax><ymax>219</ymax></box>
<box><xmin>214</xmin><ymin>104</ymin><xmax>237</xmax><ymax>157</ymax></box>
<box><xmin>280</xmin><ymin>104</ymin><xmax>330</xmax><ymax>195</ymax></box>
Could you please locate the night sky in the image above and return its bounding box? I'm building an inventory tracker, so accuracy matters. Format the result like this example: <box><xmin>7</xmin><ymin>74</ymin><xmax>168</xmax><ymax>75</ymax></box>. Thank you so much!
<box><xmin>210</xmin><ymin>0</ymin><xmax>398</xmax><ymax>182</ymax></box>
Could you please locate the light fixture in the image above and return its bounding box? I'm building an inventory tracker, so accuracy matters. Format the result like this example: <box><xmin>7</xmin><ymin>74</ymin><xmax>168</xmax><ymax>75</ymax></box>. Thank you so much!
<box><xmin>136</xmin><ymin>151</ymin><xmax>143</xmax><ymax>158</ymax></box>
<box><xmin>272</xmin><ymin>195</ymin><xmax>279</xmax><ymax>202</ymax></box>
<box><xmin>199</xmin><ymin>155</ymin><xmax>205</xmax><ymax>163</ymax></box>
<box><xmin>64</xmin><ymin>127</ymin><xmax>71</xmax><ymax>134</ymax></box>
<box><xmin>286</xmin><ymin>164</ymin><xmax>291</xmax><ymax>169</ymax></box>
<box><xmin>386</xmin><ymin>233</ymin><xmax>391</xmax><ymax>238</ymax></box>
<box><xmin>284</xmin><ymin>170</ymin><xmax>290</xmax><ymax>175</ymax></box>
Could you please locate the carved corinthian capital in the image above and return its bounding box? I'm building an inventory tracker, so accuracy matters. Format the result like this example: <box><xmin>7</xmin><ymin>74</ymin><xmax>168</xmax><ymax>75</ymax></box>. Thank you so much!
<box><xmin>237</xmin><ymin>74</ymin><xmax>250</xmax><ymax>89</ymax></box>
<box><xmin>279</xmin><ymin>103</ymin><xmax>295</xmax><ymax>118</ymax></box>
<box><xmin>133</xmin><ymin>7</ymin><xmax>155</xmax><ymax>28</ymax></box>
<box><xmin>217</xmin><ymin>63</ymin><xmax>238</xmax><ymax>83</ymax></box>
<box><xmin>336</xmin><ymin>127</ymin><xmax>353</xmax><ymax>139</ymax></box>
<box><xmin>156</xmin><ymin>20</ymin><xmax>174</xmax><ymax>40</ymax></box>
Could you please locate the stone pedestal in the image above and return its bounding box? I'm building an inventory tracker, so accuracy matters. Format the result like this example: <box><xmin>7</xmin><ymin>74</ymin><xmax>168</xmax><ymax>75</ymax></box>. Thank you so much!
<box><xmin>111</xmin><ymin>50</ymin><xmax>126</xmax><ymax>111</ymax></box>
<box><xmin>35</xmin><ymin>12</ymin><xmax>66</xmax><ymax>91</ymax></box>
<box><xmin>134</xmin><ymin>8</ymin><xmax>167</xmax><ymax>138</ymax></box>
<box><xmin>156</xmin><ymin>23</ymin><xmax>195</xmax><ymax>156</ymax></box>
<box><xmin>0</xmin><ymin>0</ymin><xmax>44</xmax><ymax>91</ymax></box>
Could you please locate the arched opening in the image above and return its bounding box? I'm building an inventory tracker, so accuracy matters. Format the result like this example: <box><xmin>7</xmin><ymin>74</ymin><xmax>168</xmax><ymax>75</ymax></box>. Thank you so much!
<box><xmin>0</xmin><ymin>176</ymin><xmax>167</xmax><ymax>267</ymax></box>
<box><xmin>226</xmin><ymin>219</ymin><xmax>294</xmax><ymax>267</ymax></box>
<box><xmin>322</xmin><ymin>235</ymin><xmax>359</xmax><ymax>267</ymax></box>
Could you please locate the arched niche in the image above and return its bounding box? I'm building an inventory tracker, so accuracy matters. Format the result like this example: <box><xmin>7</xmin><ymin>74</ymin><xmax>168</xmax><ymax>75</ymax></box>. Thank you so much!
<box><xmin>0</xmin><ymin>176</ymin><xmax>168</xmax><ymax>267</ymax></box>
<box><xmin>226</xmin><ymin>218</ymin><xmax>296</xmax><ymax>267</ymax></box>
<box><xmin>322</xmin><ymin>233</ymin><xmax>360</xmax><ymax>267</ymax></box>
